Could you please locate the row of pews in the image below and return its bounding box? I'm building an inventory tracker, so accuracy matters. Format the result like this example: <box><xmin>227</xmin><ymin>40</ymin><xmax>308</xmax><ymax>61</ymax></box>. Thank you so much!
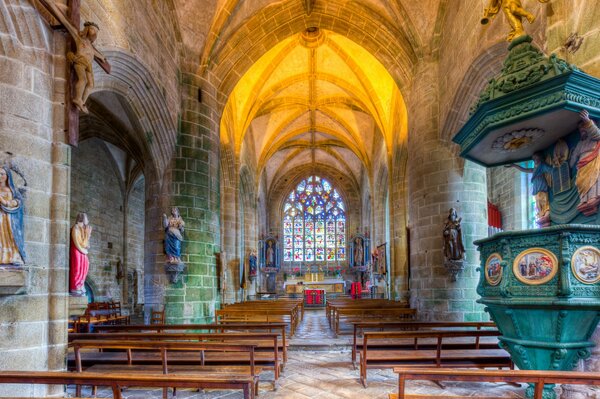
<box><xmin>69</xmin><ymin>301</ymin><xmax>130</xmax><ymax>333</ymax></box>
<box><xmin>216</xmin><ymin>298</ymin><xmax>303</xmax><ymax>336</ymax></box>
<box><xmin>326</xmin><ymin>298</ymin><xmax>416</xmax><ymax>336</ymax></box>
<box><xmin>349</xmin><ymin>317</ymin><xmax>600</xmax><ymax>398</ymax></box>
<box><xmin>2</xmin><ymin>298</ymin><xmax>302</xmax><ymax>399</ymax></box>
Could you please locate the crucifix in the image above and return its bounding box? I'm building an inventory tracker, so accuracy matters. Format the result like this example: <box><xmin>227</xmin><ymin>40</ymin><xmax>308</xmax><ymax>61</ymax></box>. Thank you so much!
<box><xmin>34</xmin><ymin>0</ymin><xmax>111</xmax><ymax>146</ymax></box>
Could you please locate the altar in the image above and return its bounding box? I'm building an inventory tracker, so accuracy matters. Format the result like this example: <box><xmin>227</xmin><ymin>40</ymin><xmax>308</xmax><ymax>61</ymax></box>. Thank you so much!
<box><xmin>283</xmin><ymin>279</ymin><xmax>345</xmax><ymax>295</ymax></box>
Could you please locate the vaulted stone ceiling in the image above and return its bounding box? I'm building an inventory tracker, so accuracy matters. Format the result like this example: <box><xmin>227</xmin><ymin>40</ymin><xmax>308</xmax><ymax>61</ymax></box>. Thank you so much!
<box><xmin>220</xmin><ymin>27</ymin><xmax>407</xmax><ymax>191</ymax></box>
<box><xmin>173</xmin><ymin>0</ymin><xmax>446</xmax><ymax>64</ymax></box>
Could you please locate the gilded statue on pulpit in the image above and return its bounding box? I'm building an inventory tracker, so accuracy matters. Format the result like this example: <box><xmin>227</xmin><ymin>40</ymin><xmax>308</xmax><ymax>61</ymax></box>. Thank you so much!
<box><xmin>481</xmin><ymin>0</ymin><xmax>550</xmax><ymax>41</ymax></box>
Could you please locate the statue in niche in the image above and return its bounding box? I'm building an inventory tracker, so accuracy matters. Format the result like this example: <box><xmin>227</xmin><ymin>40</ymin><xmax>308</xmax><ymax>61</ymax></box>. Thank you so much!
<box><xmin>481</xmin><ymin>0</ymin><xmax>549</xmax><ymax>41</ymax></box>
<box><xmin>570</xmin><ymin>110</ymin><xmax>600</xmax><ymax>216</ymax></box>
<box><xmin>443</xmin><ymin>208</ymin><xmax>466</xmax><ymax>281</ymax></box>
<box><xmin>69</xmin><ymin>213</ymin><xmax>92</xmax><ymax>296</ymax></box>
<box><xmin>266</xmin><ymin>240</ymin><xmax>275</xmax><ymax>268</ymax></box>
<box><xmin>506</xmin><ymin>152</ymin><xmax>552</xmax><ymax>226</ymax></box>
<box><xmin>354</xmin><ymin>237</ymin><xmax>364</xmax><ymax>267</ymax></box>
<box><xmin>0</xmin><ymin>165</ymin><xmax>26</xmax><ymax>266</ymax></box>
<box><xmin>163</xmin><ymin>207</ymin><xmax>185</xmax><ymax>283</ymax></box>
<box><xmin>39</xmin><ymin>1</ymin><xmax>107</xmax><ymax>113</ymax></box>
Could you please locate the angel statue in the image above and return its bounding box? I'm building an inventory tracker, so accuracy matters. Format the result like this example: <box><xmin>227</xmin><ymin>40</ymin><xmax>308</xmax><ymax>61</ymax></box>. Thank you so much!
<box><xmin>481</xmin><ymin>0</ymin><xmax>550</xmax><ymax>41</ymax></box>
<box><xmin>36</xmin><ymin>0</ymin><xmax>108</xmax><ymax>113</ymax></box>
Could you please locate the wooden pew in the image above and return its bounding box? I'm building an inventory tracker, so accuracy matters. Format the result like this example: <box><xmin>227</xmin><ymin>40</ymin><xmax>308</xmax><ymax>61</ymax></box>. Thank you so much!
<box><xmin>69</xmin><ymin>332</ymin><xmax>283</xmax><ymax>378</ymax></box>
<box><xmin>93</xmin><ymin>323</ymin><xmax>289</xmax><ymax>363</ymax></box>
<box><xmin>71</xmin><ymin>339</ymin><xmax>260</xmax><ymax>398</ymax></box>
<box><xmin>391</xmin><ymin>368</ymin><xmax>600</xmax><ymax>399</ymax></box>
<box><xmin>326</xmin><ymin>298</ymin><xmax>401</xmax><ymax>325</ymax></box>
<box><xmin>334</xmin><ymin>307</ymin><xmax>416</xmax><ymax>336</ymax></box>
<box><xmin>351</xmin><ymin>321</ymin><xmax>497</xmax><ymax>368</ymax></box>
<box><xmin>217</xmin><ymin>300</ymin><xmax>303</xmax><ymax>336</ymax></box>
<box><xmin>359</xmin><ymin>330</ymin><xmax>512</xmax><ymax>387</ymax></box>
<box><xmin>0</xmin><ymin>370</ymin><xmax>256</xmax><ymax>399</ymax></box>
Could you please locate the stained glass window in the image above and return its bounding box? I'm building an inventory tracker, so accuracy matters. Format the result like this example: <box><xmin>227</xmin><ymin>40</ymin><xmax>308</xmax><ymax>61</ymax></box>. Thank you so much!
<box><xmin>283</xmin><ymin>176</ymin><xmax>346</xmax><ymax>263</ymax></box>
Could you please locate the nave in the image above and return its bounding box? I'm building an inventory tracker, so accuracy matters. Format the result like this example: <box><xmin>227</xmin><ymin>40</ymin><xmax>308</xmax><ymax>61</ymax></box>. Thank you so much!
<box><xmin>72</xmin><ymin>309</ymin><xmax>526</xmax><ymax>399</ymax></box>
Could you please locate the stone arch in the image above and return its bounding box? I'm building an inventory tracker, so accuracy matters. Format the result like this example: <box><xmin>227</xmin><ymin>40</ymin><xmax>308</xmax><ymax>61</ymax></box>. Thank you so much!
<box><xmin>93</xmin><ymin>50</ymin><xmax>178</xmax><ymax>174</ymax></box>
<box><xmin>440</xmin><ymin>42</ymin><xmax>507</xmax><ymax>143</ymax></box>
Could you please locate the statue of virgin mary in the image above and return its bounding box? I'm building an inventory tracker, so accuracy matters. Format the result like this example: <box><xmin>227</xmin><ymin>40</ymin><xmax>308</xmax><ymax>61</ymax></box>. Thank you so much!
<box><xmin>0</xmin><ymin>166</ymin><xmax>25</xmax><ymax>266</ymax></box>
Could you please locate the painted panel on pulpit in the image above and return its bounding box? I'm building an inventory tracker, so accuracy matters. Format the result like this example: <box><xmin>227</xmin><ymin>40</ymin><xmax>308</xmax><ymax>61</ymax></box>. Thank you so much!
<box><xmin>484</xmin><ymin>253</ymin><xmax>502</xmax><ymax>286</ymax></box>
<box><xmin>571</xmin><ymin>246</ymin><xmax>600</xmax><ymax>284</ymax></box>
<box><xmin>513</xmin><ymin>248</ymin><xmax>558</xmax><ymax>285</ymax></box>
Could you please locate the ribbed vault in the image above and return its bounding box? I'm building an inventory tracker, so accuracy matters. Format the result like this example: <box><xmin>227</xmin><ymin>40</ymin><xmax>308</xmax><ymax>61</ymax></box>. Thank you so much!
<box><xmin>220</xmin><ymin>28</ymin><xmax>408</xmax><ymax>194</ymax></box>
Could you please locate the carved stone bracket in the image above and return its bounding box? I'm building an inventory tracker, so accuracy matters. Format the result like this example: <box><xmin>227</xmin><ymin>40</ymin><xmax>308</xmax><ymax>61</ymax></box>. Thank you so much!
<box><xmin>0</xmin><ymin>266</ymin><xmax>29</xmax><ymax>295</ymax></box>
<box><xmin>444</xmin><ymin>259</ymin><xmax>465</xmax><ymax>282</ymax></box>
<box><xmin>165</xmin><ymin>262</ymin><xmax>185</xmax><ymax>284</ymax></box>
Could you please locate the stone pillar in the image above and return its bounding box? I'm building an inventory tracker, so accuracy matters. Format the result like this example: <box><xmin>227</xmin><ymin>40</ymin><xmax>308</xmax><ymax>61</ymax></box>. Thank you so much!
<box><xmin>156</xmin><ymin>72</ymin><xmax>220</xmax><ymax>323</ymax></box>
<box><xmin>407</xmin><ymin>59</ymin><xmax>488</xmax><ymax>321</ymax></box>
<box><xmin>561</xmin><ymin>326</ymin><xmax>600</xmax><ymax>398</ymax></box>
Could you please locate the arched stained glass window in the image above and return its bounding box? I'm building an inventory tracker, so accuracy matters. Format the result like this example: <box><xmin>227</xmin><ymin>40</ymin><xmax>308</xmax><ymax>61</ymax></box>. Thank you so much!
<box><xmin>283</xmin><ymin>176</ymin><xmax>346</xmax><ymax>263</ymax></box>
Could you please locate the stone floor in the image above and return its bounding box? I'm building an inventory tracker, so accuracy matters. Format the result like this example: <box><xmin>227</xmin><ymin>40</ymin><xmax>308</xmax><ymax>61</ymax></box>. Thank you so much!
<box><xmin>70</xmin><ymin>309</ymin><xmax>530</xmax><ymax>398</ymax></box>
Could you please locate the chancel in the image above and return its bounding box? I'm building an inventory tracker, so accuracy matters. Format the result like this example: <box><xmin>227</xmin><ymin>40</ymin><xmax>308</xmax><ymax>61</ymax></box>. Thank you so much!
<box><xmin>2</xmin><ymin>1</ymin><xmax>600</xmax><ymax>399</ymax></box>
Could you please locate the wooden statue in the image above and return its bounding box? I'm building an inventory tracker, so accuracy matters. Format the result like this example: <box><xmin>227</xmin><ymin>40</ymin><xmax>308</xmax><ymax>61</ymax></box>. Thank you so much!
<box><xmin>36</xmin><ymin>0</ymin><xmax>107</xmax><ymax>113</ymax></box>
<box><xmin>443</xmin><ymin>208</ymin><xmax>465</xmax><ymax>261</ymax></box>
<box><xmin>69</xmin><ymin>212</ymin><xmax>92</xmax><ymax>295</ymax></box>
<box><xmin>0</xmin><ymin>166</ymin><xmax>26</xmax><ymax>266</ymax></box>
<box><xmin>571</xmin><ymin>110</ymin><xmax>600</xmax><ymax>215</ymax></box>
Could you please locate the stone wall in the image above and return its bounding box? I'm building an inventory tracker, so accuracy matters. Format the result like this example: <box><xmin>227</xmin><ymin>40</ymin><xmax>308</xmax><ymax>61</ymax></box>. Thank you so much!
<box><xmin>0</xmin><ymin>0</ymin><xmax>70</xmax><ymax>396</ymax></box>
<box><xmin>127</xmin><ymin>177</ymin><xmax>145</xmax><ymax>305</ymax></box>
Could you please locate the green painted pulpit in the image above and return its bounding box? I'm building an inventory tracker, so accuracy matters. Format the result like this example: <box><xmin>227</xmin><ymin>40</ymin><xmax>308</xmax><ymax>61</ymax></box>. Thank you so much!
<box><xmin>453</xmin><ymin>35</ymin><xmax>600</xmax><ymax>399</ymax></box>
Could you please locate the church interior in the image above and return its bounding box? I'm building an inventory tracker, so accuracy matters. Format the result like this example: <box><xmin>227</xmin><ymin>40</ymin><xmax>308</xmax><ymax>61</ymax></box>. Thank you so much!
<box><xmin>2</xmin><ymin>0</ymin><xmax>600</xmax><ymax>398</ymax></box>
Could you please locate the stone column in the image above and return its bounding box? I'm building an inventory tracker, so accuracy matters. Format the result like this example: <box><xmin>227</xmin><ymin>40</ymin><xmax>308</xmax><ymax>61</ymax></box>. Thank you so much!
<box><xmin>155</xmin><ymin>72</ymin><xmax>221</xmax><ymax>323</ymax></box>
<box><xmin>560</xmin><ymin>326</ymin><xmax>600</xmax><ymax>398</ymax></box>
<box><xmin>407</xmin><ymin>59</ymin><xmax>488</xmax><ymax>321</ymax></box>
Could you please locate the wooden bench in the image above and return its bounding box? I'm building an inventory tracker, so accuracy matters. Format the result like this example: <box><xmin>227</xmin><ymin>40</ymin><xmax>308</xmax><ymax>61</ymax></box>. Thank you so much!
<box><xmin>69</xmin><ymin>332</ymin><xmax>283</xmax><ymax>378</ymax></box>
<box><xmin>334</xmin><ymin>307</ymin><xmax>417</xmax><ymax>336</ymax></box>
<box><xmin>71</xmin><ymin>301</ymin><xmax>130</xmax><ymax>333</ymax></box>
<box><xmin>351</xmin><ymin>321</ymin><xmax>497</xmax><ymax>368</ymax></box>
<box><xmin>391</xmin><ymin>368</ymin><xmax>600</xmax><ymax>399</ymax></box>
<box><xmin>326</xmin><ymin>298</ymin><xmax>402</xmax><ymax>324</ymax></box>
<box><xmin>71</xmin><ymin>339</ymin><xmax>260</xmax><ymax>398</ymax></box>
<box><xmin>217</xmin><ymin>300</ymin><xmax>303</xmax><ymax>336</ymax></box>
<box><xmin>0</xmin><ymin>370</ymin><xmax>256</xmax><ymax>399</ymax></box>
<box><xmin>360</xmin><ymin>330</ymin><xmax>512</xmax><ymax>387</ymax></box>
<box><xmin>93</xmin><ymin>323</ymin><xmax>289</xmax><ymax>363</ymax></box>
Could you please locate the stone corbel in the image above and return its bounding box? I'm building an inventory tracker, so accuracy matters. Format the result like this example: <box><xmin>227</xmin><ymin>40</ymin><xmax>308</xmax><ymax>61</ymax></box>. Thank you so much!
<box><xmin>0</xmin><ymin>266</ymin><xmax>29</xmax><ymax>295</ymax></box>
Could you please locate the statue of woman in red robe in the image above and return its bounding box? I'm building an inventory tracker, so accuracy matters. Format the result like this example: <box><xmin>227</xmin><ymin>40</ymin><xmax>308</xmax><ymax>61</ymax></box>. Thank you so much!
<box><xmin>69</xmin><ymin>212</ymin><xmax>92</xmax><ymax>296</ymax></box>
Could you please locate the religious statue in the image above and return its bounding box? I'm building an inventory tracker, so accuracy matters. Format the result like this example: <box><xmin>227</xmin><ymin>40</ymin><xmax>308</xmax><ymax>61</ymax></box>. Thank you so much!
<box><xmin>163</xmin><ymin>207</ymin><xmax>185</xmax><ymax>283</ymax></box>
<box><xmin>506</xmin><ymin>151</ymin><xmax>552</xmax><ymax>225</ymax></box>
<box><xmin>266</xmin><ymin>240</ymin><xmax>275</xmax><ymax>267</ymax></box>
<box><xmin>443</xmin><ymin>208</ymin><xmax>466</xmax><ymax>281</ymax></box>
<box><xmin>248</xmin><ymin>251</ymin><xmax>257</xmax><ymax>278</ymax></box>
<box><xmin>481</xmin><ymin>0</ymin><xmax>549</xmax><ymax>41</ymax></box>
<box><xmin>570</xmin><ymin>110</ymin><xmax>600</xmax><ymax>215</ymax></box>
<box><xmin>0</xmin><ymin>166</ymin><xmax>25</xmax><ymax>266</ymax></box>
<box><xmin>443</xmin><ymin>208</ymin><xmax>466</xmax><ymax>261</ymax></box>
<box><xmin>353</xmin><ymin>237</ymin><xmax>364</xmax><ymax>267</ymax></box>
<box><xmin>37</xmin><ymin>0</ymin><xmax>107</xmax><ymax>113</ymax></box>
<box><xmin>69</xmin><ymin>212</ymin><xmax>92</xmax><ymax>296</ymax></box>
